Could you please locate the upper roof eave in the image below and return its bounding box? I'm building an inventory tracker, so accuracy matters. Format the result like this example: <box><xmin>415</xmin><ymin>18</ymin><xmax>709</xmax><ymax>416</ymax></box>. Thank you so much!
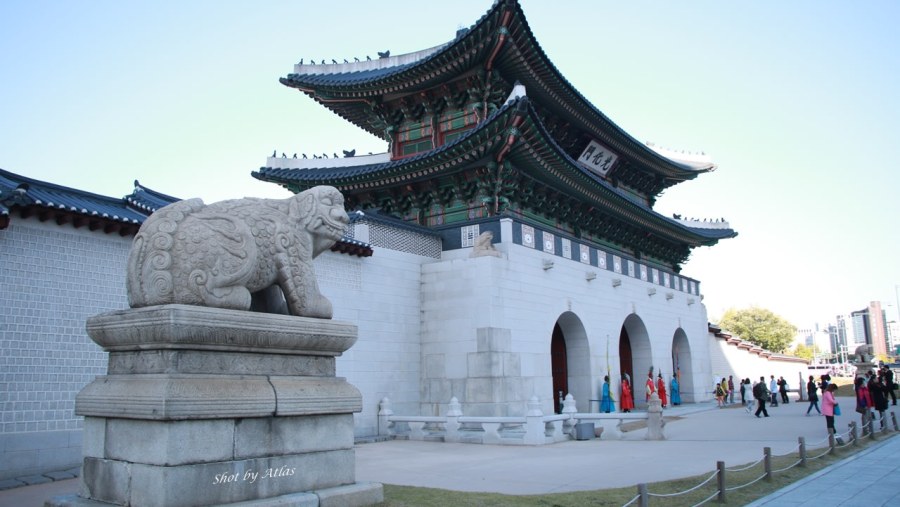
<box><xmin>280</xmin><ymin>0</ymin><xmax>711</xmax><ymax>183</ymax></box>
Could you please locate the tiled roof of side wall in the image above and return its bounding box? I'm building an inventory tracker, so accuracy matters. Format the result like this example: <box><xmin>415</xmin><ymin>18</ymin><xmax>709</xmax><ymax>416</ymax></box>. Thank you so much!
<box><xmin>0</xmin><ymin>169</ymin><xmax>372</xmax><ymax>254</ymax></box>
<box><xmin>0</xmin><ymin>168</ymin><xmax>153</xmax><ymax>226</ymax></box>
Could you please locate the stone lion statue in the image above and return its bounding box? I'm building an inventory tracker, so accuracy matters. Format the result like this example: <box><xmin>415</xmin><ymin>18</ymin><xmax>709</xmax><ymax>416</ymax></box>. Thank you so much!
<box><xmin>126</xmin><ymin>186</ymin><xmax>349</xmax><ymax>319</ymax></box>
<box><xmin>469</xmin><ymin>231</ymin><xmax>501</xmax><ymax>258</ymax></box>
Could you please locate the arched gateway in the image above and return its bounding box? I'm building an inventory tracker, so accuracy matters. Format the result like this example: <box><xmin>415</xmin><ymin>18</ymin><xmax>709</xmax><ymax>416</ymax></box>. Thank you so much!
<box><xmin>550</xmin><ymin>312</ymin><xmax>590</xmax><ymax>413</ymax></box>
<box><xmin>620</xmin><ymin>314</ymin><xmax>653</xmax><ymax>407</ymax></box>
<box><xmin>672</xmin><ymin>328</ymin><xmax>693</xmax><ymax>402</ymax></box>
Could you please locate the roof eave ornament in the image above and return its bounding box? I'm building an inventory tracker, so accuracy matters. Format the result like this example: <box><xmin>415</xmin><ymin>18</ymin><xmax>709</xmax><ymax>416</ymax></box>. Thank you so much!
<box><xmin>505</xmin><ymin>81</ymin><xmax>526</xmax><ymax>105</ymax></box>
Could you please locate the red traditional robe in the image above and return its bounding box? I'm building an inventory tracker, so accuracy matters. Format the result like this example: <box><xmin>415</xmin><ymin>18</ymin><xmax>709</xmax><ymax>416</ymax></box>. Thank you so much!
<box><xmin>646</xmin><ymin>376</ymin><xmax>656</xmax><ymax>401</ymax></box>
<box><xmin>621</xmin><ymin>378</ymin><xmax>634</xmax><ymax>412</ymax></box>
<box><xmin>657</xmin><ymin>376</ymin><xmax>668</xmax><ymax>408</ymax></box>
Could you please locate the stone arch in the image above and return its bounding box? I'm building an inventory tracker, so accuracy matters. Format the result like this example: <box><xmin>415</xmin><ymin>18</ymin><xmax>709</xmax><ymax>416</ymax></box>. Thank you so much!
<box><xmin>550</xmin><ymin>311</ymin><xmax>591</xmax><ymax>413</ymax></box>
<box><xmin>620</xmin><ymin>313</ymin><xmax>652</xmax><ymax>407</ymax></box>
<box><xmin>672</xmin><ymin>328</ymin><xmax>694</xmax><ymax>402</ymax></box>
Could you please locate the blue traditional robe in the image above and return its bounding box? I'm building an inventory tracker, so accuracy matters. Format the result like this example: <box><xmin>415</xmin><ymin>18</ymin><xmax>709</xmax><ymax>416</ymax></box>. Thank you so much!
<box><xmin>670</xmin><ymin>377</ymin><xmax>682</xmax><ymax>405</ymax></box>
<box><xmin>600</xmin><ymin>381</ymin><xmax>615</xmax><ymax>413</ymax></box>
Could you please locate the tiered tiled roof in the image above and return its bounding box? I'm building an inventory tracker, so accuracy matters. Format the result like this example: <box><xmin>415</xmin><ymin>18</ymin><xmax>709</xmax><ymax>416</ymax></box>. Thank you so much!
<box><xmin>258</xmin><ymin>0</ymin><xmax>736</xmax><ymax>267</ymax></box>
<box><xmin>278</xmin><ymin>0</ymin><xmax>711</xmax><ymax>195</ymax></box>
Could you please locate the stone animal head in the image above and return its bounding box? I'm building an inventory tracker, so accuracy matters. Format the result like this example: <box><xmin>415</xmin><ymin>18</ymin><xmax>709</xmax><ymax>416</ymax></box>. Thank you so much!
<box><xmin>291</xmin><ymin>186</ymin><xmax>350</xmax><ymax>256</ymax></box>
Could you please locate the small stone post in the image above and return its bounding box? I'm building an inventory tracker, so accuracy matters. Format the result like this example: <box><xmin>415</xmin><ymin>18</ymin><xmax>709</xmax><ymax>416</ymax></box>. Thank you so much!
<box><xmin>524</xmin><ymin>395</ymin><xmax>545</xmax><ymax>445</ymax></box>
<box><xmin>828</xmin><ymin>428</ymin><xmax>836</xmax><ymax>453</ymax></box>
<box><xmin>646</xmin><ymin>392</ymin><xmax>665</xmax><ymax>440</ymax></box>
<box><xmin>850</xmin><ymin>422</ymin><xmax>858</xmax><ymax>446</ymax></box>
<box><xmin>378</xmin><ymin>397</ymin><xmax>394</xmax><ymax>437</ymax></box>
<box><xmin>562</xmin><ymin>393</ymin><xmax>577</xmax><ymax>435</ymax></box>
<box><xmin>445</xmin><ymin>397</ymin><xmax>462</xmax><ymax>443</ymax></box>
<box><xmin>764</xmin><ymin>447</ymin><xmax>772</xmax><ymax>481</ymax></box>
<box><xmin>891</xmin><ymin>411</ymin><xmax>899</xmax><ymax>432</ymax></box>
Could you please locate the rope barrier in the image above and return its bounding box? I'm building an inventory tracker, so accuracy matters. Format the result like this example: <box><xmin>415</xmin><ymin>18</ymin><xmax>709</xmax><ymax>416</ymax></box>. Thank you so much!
<box><xmin>647</xmin><ymin>470</ymin><xmax>718</xmax><ymax>497</ymax></box>
<box><xmin>613</xmin><ymin>424</ymin><xmax>884</xmax><ymax>507</ymax></box>
<box><xmin>770</xmin><ymin>457</ymin><xmax>803</xmax><ymax>474</ymax></box>
<box><xmin>724</xmin><ymin>472</ymin><xmax>768</xmax><ymax>491</ymax></box>
<box><xmin>621</xmin><ymin>493</ymin><xmax>640</xmax><ymax>507</ymax></box>
<box><xmin>773</xmin><ymin>442</ymin><xmax>802</xmax><ymax>456</ymax></box>
<box><xmin>726</xmin><ymin>456</ymin><xmax>764</xmax><ymax>472</ymax></box>
<box><xmin>834</xmin><ymin>439</ymin><xmax>854</xmax><ymax>450</ymax></box>
<box><xmin>807</xmin><ymin>446</ymin><xmax>832</xmax><ymax>460</ymax></box>
<box><xmin>808</xmin><ymin>434</ymin><xmax>831</xmax><ymax>446</ymax></box>
<box><xmin>691</xmin><ymin>489</ymin><xmax>721</xmax><ymax>507</ymax></box>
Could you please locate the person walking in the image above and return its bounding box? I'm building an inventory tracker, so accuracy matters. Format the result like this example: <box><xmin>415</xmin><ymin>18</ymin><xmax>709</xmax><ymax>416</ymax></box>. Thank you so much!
<box><xmin>769</xmin><ymin>375</ymin><xmax>779</xmax><ymax>407</ymax></box>
<box><xmin>778</xmin><ymin>376</ymin><xmax>789</xmax><ymax>404</ymax></box>
<box><xmin>855</xmin><ymin>376</ymin><xmax>873</xmax><ymax>435</ymax></box>
<box><xmin>870</xmin><ymin>374</ymin><xmax>888</xmax><ymax>430</ymax></box>
<box><xmin>822</xmin><ymin>383</ymin><xmax>843</xmax><ymax>444</ymax></box>
<box><xmin>715</xmin><ymin>379</ymin><xmax>726</xmax><ymax>407</ymax></box>
<box><xmin>806</xmin><ymin>375</ymin><xmax>821</xmax><ymax>415</ymax></box>
<box><xmin>753</xmin><ymin>376</ymin><xmax>770</xmax><ymax>417</ymax></box>
<box><xmin>728</xmin><ymin>375</ymin><xmax>735</xmax><ymax>404</ymax></box>
<box><xmin>882</xmin><ymin>365</ymin><xmax>897</xmax><ymax>405</ymax></box>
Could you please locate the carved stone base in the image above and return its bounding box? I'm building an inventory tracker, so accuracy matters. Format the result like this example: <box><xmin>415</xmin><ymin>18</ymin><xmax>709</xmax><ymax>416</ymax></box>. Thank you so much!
<box><xmin>53</xmin><ymin>305</ymin><xmax>381</xmax><ymax>507</ymax></box>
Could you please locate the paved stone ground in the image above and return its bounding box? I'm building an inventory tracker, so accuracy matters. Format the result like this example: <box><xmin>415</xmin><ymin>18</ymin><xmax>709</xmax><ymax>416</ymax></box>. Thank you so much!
<box><xmin>3</xmin><ymin>396</ymin><xmax>898</xmax><ymax>506</ymax></box>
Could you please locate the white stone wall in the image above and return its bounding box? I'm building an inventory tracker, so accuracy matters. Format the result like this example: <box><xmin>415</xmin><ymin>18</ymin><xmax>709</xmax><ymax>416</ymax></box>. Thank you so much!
<box><xmin>315</xmin><ymin>246</ymin><xmax>428</xmax><ymax>437</ymax></box>
<box><xmin>0</xmin><ymin>218</ymin><xmax>130</xmax><ymax>480</ymax></box>
<box><xmin>418</xmin><ymin>222</ymin><xmax>712</xmax><ymax>417</ymax></box>
<box><xmin>708</xmin><ymin>335</ymin><xmax>809</xmax><ymax>399</ymax></box>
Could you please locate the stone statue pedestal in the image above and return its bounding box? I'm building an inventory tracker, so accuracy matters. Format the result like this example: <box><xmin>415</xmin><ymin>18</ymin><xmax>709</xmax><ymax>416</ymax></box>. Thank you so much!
<box><xmin>47</xmin><ymin>304</ymin><xmax>383</xmax><ymax>507</ymax></box>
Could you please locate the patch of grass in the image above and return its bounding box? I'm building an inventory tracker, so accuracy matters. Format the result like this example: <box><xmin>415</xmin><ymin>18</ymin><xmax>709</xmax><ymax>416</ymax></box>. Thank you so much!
<box><xmin>377</xmin><ymin>437</ymin><xmax>886</xmax><ymax>506</ymax></box>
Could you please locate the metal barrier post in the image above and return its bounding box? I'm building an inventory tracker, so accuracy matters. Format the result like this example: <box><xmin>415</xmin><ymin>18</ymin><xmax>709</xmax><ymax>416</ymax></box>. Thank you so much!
<box><xmin>798</xmin><ymin>436</ymin><xmax>806</xmax><ymax>466</ymax></box>
<box><xmin>764</xmin><ymin>447</ymin><xmax>772</xmax><ymax>481</ymax></box>
<box><xmin>717</xmin><ymin>460</ymin><xmax>726</xmax><ymax>503</ymax></box>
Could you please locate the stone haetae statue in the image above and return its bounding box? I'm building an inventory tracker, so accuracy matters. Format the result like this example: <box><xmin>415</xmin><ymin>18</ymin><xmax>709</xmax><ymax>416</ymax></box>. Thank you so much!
<box><xmin>854</xmin><ymin>344</ymin><xmax>873</xmax><ymax>363</ymax></box>
<box><xmin>126</xmin><ymin>185</ymin><xmax>349</xmax><ymax>319</ymax></box>
<box><xmin>469</xmin><ymin>231</ymin><xmax>502</xmax><ymax>258</ymax></box>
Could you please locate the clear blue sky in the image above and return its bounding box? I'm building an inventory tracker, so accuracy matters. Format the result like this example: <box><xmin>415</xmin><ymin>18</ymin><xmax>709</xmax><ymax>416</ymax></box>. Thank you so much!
<box><xmin>2</xmin><ymin>1</ymin><xmax>899</xmax><ymax>330</ymax></box>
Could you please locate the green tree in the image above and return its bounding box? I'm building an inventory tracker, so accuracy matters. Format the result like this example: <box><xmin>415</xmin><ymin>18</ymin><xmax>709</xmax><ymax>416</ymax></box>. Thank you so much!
<box><xmin>718</xmin><ymin>306</ymin><xmax>797</xmax><ymax>353</ymax></box>
<box><xmin>792</xmin><ymin>343</ymin><xmax>814</xmax><ymax>361</ymax></box>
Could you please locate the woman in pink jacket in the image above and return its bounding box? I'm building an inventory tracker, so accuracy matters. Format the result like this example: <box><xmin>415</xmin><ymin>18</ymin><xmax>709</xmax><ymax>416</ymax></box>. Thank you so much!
<box><xmin>822</xmin><ymin>383</ymin><xmax>841</xmax><ymax>443</ymax></box>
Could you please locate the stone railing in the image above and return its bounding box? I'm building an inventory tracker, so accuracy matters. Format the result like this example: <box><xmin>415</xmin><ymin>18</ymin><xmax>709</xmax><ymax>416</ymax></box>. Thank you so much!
<box><xmin>377</xmin><ymin>394</ymin><xmax>666</xmax><ymax>445</ymax></box>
